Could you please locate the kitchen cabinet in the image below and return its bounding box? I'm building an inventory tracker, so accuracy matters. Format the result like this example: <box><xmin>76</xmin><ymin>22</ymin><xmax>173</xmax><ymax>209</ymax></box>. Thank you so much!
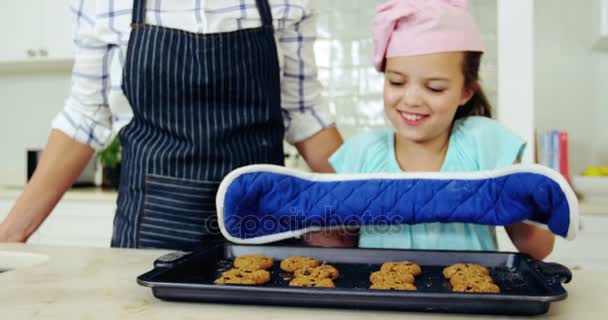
<box><xmin>40</xmin><ymin>0</ymin><xmax>75</xmax><ymax>60</ymax></box>
<box><xmin>0</xmin><ymin>0</ymin><xmax>74</xmax><ymax>63</ymax></box>
<box><xmin>593</xmin><ymin>0</ymin><xmax>608</xmax><ymax>50</ymax></box>
<box><xmin>34</xmin><ymin>200</ymin><xmax>114</xmax><ymax>247</ymax></box>
<box><xmin>0</xmin><ymin>3</ymin><xmax>39</xmax><ymax>63</ymax></box>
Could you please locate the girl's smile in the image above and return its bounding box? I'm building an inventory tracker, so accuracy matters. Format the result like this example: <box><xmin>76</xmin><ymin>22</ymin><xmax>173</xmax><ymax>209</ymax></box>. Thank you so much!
<box><xmin>384</xmin><ymin>52</ymin><xmax>474</xmax><ymax>144</ymax></box>
<box><xmin>397</xmin><ymin>110</ymin><xmax>430</xmax><ymax>127</ymax></box>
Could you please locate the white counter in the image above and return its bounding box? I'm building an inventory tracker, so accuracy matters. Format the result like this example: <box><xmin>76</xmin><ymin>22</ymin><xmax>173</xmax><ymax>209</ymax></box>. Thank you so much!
<box><xmin>0</xmin><ymin>244</ymin><xmax>605</xmax><ymax>320</ymax></box>
<box><xmin>579</xmin><ymin>201</ymin><xmax>608</xmax><ymax>216</ymax></box>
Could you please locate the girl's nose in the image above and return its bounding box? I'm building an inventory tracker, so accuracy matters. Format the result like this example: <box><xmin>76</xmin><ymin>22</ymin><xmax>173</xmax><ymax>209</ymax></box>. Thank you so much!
<box><xmin>401</xmin><ymin>85</ymin><xmax>422</xmax><ymax>107</ymax></box>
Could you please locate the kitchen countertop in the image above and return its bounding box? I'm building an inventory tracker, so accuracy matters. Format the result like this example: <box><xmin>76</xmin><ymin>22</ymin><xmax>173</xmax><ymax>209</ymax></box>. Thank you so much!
<box><xmin>578</xmin><ymin>201</ymin><xmax>608</xmax><ymax>216</ymax></box>
<box><xmin>0</xmin><ymin>244</ymin><xmax>605</xmax><ymax>320</ymax></box>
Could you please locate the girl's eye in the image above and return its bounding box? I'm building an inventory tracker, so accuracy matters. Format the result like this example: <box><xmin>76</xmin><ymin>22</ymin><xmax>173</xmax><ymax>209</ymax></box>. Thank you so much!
<box><xmin>427</xmin><ymin>87</ymin><xmax>445</xmax><ymax>93</ymax></box>
<box><xmin>389</xmin><ymin>80</ymin><xmax>404</xmax><ymax>86</ymax></box>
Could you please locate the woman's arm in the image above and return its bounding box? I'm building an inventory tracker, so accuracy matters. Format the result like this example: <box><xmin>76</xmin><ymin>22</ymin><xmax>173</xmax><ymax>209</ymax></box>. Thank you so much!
<box><xmin>0</xmin><ymin>130</ymin><xmax>95</xmax><ymax>242</ymax></box>
<box><xmin>277</xmin><ymin>5</ymin><xmax>347</xmax><ymax>245</ymax></box>
<box><xmin>277</xmin><ymin>6</ymin><xmax>342</xmax><ymax>173</ymax></box>
<box><xmin>1</xmin><ymin>2</ymin><xmax>116</xmax><ymax>242</ymax></box>
<box><xmin>296</xmin><ymin>128</ymin><xmax>355</xmax><ymax>247</ymax></box>
<box><xmin>295</xmin><ymin>127</ymin><xmax>343</xmax><ymax>173</ymax></box>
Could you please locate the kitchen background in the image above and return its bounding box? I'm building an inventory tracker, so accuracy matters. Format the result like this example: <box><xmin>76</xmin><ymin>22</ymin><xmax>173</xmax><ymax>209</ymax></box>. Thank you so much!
<box><xmin>0</xmin><ymin>0</ymin><xmax>607</xmax><ymax>187</ymax></box>
<box><xmin>0</xmin><ymin>0</ymin><xmax>607</xmax><ymax>270</ymax></box>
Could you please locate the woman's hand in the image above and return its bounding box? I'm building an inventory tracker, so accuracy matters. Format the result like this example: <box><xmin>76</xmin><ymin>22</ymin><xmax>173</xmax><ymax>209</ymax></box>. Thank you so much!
<box><xmin>0</xmin><ymin>218</ymin><xmax>29</xmax><ymax>243</ymax></box>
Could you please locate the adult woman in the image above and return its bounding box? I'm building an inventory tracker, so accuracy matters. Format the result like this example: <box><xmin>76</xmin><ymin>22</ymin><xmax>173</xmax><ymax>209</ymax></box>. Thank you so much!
<box><xmin>0</xmin><ymin>0</ymin><xmax>344</xmax><ymax>250</ymax></box>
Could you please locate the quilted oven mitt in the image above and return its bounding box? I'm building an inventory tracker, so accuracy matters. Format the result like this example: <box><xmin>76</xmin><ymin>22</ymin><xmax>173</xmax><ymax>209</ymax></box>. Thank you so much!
<box><xmin>215</xmin><ymin>164</ymin><xmax>579</xmax><ymax>244</ymax></box>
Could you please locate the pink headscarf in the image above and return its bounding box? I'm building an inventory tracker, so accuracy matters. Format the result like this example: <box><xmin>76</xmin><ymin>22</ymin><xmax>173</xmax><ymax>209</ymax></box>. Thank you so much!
<box><xmin>373</xmin><ymin>0</ymin><xmax>484</xmax><ymax>72</ymax></box>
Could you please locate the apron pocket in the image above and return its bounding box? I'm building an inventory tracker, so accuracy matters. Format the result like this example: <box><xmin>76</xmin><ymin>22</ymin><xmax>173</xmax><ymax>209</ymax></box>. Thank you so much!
<box><xmin>138</xmin><ymin>175</ymin><xmax>221</xmax><ymax>249</ymax></box>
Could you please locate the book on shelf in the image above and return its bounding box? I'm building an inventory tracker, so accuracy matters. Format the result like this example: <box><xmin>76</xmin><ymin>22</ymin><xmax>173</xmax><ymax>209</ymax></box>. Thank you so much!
<box><xmin>536</xmin><ymin>130</ymin><xmax>570</xmax><ymax>183</ymax></box>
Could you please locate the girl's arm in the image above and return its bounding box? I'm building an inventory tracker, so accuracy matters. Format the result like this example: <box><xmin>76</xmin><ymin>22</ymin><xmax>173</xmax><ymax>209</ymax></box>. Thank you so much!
<box><xmin>505</xmin><ymin>159</ymin><xmax>556</xmax><ymax>260</ymax></box>
<box><xmin>505</xmin><ymin>223</ymin><xmax>555</xmax><ymax>260</ymax></box>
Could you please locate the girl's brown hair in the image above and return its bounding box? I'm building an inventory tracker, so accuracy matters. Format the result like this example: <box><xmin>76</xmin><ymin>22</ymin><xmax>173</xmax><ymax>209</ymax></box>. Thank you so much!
<box><xmin>454</xmin><ymin>51</ymin><xmax>492</xmax><ymax>120</ymax></box>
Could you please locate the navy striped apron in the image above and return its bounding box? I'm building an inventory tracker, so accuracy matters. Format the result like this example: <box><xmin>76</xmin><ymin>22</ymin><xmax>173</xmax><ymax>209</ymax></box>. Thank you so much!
<box><xmin>113</xmin><ymin>0</ymin><xmax>285</xmax><ymax>250</ymax></box>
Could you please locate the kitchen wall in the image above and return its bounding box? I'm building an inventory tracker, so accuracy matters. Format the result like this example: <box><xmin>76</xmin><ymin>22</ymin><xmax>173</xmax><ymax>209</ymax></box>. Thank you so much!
<box><xmin>0</xmin><ymin>0</ymin><xmax>605</xmax><ymax>187</ymax></box>
<box><xmin>594</xmin><ymin>56</ymin><xmax>608</xmax><ymax>163</ymax></box>
<box><xmin>534</xmin><ymin>0</ymin><xmax>608</xmax><ymax>175</ymax></box>
<box><xmin>0</xmin><ymin>64</ymin><xmax>72</xmax><ymax>186</ymax></box>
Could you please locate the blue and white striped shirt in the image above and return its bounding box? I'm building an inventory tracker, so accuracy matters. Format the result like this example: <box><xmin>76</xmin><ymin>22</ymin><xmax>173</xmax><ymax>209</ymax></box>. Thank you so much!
<box><xmin>53</xmin><ymin>0</ymin><xmax>334</xmax><ymax>150</ymax></box>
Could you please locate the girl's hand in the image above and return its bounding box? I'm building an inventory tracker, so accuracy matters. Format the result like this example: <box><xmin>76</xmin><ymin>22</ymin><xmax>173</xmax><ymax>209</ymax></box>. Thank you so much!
<box><xmin>504</xmin><ymin>161</ymin><xmax>555</xmax><ymax>260</ymax></box>
<box><xmin>505</xmin><ymin>223</ymin><xmax>555</xmax><ymax>260</ymax></box>
<box><xmin>303</xmin><ymin>228</ymin><xmax>358</xmax><ymax>248</ymax></box>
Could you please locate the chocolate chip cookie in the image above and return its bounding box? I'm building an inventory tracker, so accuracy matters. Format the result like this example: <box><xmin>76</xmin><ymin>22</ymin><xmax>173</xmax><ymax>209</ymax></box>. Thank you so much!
<box><xmin>369</xmin><ymin>281</ymin><xmax>417</xmax><ymax>291</ymax></box>
<box><xmin>442</xmin><ymin>263</ymin><xmax>489</xmax><ymax>279</ymax></box>
<box><xmin>452</xmin><ymin>282</ymin><xmax>500</xmax><ymax>293</ymax></box>
<box><xmin>370</xmin><ymin>270</ymin><xmax>415</xmax><ymax>285</ymax></box>
<box><xmin>449</xmin><ymin>271</ymin><xmax>494</xmax><ymax>287</ymax></box>
<box><xmin>214</xmin><ymin>268</ymin><xmax>271</xmax><ymax>285</ymax></box>
<box><xmin>293</xmin><ymin>264</ymin><xmax>339</xmax><ymax>280</ymax></box>
<box><xmin>280</xmin><ymin>256</ymin><xmax>320</xmax><ymax>273</ymax></box>
<box><xmin>289</xmin><ymin>276</ymin><xmax>336</xmax><ymax>288</ymax></box>
<box><xmin>379</xmin><ymin>261</ymin><xmax>422</xmax><ymax>276</ymax></box>
<box><xmin>233</xmin><ymin>255</ymin><xmax>274</xmax><ymax>271</ymax></box>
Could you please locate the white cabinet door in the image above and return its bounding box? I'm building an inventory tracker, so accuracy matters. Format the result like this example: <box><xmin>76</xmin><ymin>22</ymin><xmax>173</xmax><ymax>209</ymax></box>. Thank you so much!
<box><xmin>41</xmin><ymin>0</ymin><xmax>75</xmax><ymax>61</ymax></box>
<box><xmin>0</xmin><ymin>2</ymin><xmax>41</xmax><ymax>62</ymax></box>
<box><xmin>0</xmin><ymin>0</ymin><xmax>74</xmax><ymax>63</ymax></box>
<box><xmin>36</xmin><ymin>201</ymin><xmax>115</xmax><ymax>247</ymax></box>
<box><xmin>546</xmin><ymin>216</ymin><xmax>608</xmax><ymax>271</ymax></box>
<box><xmin>592</xmin><ymin>0</ymin><xmax>608</xmax><ymax>50</ymax></box>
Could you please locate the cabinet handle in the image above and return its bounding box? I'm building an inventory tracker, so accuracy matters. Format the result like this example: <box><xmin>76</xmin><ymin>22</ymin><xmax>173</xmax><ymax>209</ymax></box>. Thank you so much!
<box><xmin>27</xmin><ymin>49</ymin><xmax>37</xmax><ymax>57</ymax></box>
<box><xmin>39</xmin><ymin>49</ymin><xmax>48</xmax><ymax>57</ymax></box>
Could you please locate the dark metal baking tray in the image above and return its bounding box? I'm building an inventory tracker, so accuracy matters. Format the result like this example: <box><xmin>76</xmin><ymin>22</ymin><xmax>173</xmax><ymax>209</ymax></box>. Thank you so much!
<box><xmin>137</xmin><ymin>241</ymin><xmax>572</xmax><ymax>315</ymax></box>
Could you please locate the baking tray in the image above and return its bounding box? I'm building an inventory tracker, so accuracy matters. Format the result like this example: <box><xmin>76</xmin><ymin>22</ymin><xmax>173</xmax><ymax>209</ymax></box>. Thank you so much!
<box><xmin>137</xmin><ymin>241</ymin><xmax>572</xmax><ymax>315</ymax></box>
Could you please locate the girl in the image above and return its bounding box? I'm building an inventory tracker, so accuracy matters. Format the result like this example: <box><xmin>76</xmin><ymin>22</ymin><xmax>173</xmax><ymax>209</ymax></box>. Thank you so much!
<box><xmin>329</xmin><ymin>0</ymin><xmax>555</xmax><ymax>260</ymax></box>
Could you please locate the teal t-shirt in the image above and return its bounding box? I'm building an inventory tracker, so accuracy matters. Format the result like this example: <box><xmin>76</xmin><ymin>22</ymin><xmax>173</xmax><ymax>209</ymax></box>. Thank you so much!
<box><xmin>329</xmin><ymin>116</ymin><xmax>526</xmax><ymax>251</ymax></box>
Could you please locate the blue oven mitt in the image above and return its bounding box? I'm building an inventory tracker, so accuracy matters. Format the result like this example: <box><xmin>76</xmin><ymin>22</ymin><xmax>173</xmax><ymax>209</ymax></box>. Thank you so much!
<box><xmin>216</xmin><ymin>164</ymin><xmax>578</xmax><ymax>244</ymax></box>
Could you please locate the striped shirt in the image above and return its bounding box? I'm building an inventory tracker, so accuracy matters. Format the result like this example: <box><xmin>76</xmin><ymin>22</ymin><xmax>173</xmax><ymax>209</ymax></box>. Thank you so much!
<box><xmin>52</xmin><ymin>0</ymin><xmax>333</xmax><ymax>150</ymax></box>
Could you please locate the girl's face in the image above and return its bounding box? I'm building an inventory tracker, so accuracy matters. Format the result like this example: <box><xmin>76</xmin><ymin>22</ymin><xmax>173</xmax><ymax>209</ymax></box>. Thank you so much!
<box><xmin>383</xmin><ymin>52</ymin><xmax>474</xmax><ymax>144</ymax></box>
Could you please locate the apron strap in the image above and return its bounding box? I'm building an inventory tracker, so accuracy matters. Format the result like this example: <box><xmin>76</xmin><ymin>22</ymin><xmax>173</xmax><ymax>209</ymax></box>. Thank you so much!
<box><xmin>131</xmin><ymin>1</ymin><xmax>273</xmax><ymax>29</ymax></box>
<box><xmin>132</xmin><ymin>0</ymin><xmax>146</xmax><ymax>26</ymax></box>
<box><xmin>255</xmin><ymin>0</ymin><xmax>274</xmax><ymax>28</ymax></box>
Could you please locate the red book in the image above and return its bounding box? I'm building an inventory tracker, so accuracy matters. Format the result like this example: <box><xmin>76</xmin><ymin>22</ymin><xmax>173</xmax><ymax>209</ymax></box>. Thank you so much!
<box><xmin>558</xmin><ymin>131</ymin><xmax>570</xmax><ymax>183</ymax></box>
